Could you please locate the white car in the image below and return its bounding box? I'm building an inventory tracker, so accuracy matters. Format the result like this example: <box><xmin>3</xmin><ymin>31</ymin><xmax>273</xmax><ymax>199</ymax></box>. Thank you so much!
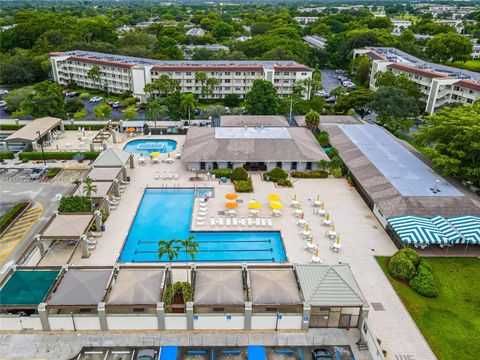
<box><xmin>342</xmin><ymin>81</ymin><xmax>356</xmax><ymax>89</ymax></box>
<box><xmin>89</xmin><ymin>96</ymin><xmax>103</xmax><ymax>102</ymax></box>
<box><xmin>0</xmin><ymin>101</ymin><xmax>6</xmax><ymax>107</ymax></box>
<box><xmin>112</xmin><ymin>101</ymin><xmax>119</xmax><ymax>108</ymax></box>
<box><xmin>0</xmin><ymin>89</ymin><xmax>9</xmax><ymax>95</ymax></box>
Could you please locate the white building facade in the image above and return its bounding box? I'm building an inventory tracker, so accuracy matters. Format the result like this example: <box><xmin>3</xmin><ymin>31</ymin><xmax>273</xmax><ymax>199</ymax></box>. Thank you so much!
<box><xmin>354</xmin><ymin>47</ymin><xmax>480</xmax><ymax>114</ymax></box>
<box><xmin>50</xmin><ymin>51</ymin><xmax>313</xmax><ymax>101</ymax></box>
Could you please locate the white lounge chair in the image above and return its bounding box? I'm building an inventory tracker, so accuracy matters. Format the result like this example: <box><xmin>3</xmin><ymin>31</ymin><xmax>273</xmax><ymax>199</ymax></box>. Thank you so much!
<box><xmin>217</xmin><ymin>217</ymin><xmax>224</xmax><ymax>226</ymax></box>
<box><xmin>255</xmin><ymin>218</ymin><xmax>261</xmax><ymax>226</ymax></box>
<box><xmin>196</xmin><ymin>220</ymin><xmax>205</xmax><ymax>226</ymax></box>
<box><xmin>232</xmin><ymin>218</ymin><xmax>238</xmax><ymax>226</ymax></box>
<box><xmin>197</xmin><ymin>216</ymin><xmax>205</xmax><ymax>221</ymax></box>
<box><xmin>174</xmin><ymin>173</ymin><xmax>179</xmax><ymax>179</ymax></box>
<box><xmin>199</xmin><ymin>202</ymin><xmax>208</xmax><ymax>207</ymax></box>
<box><xmin>247</xmin><ymin>218</ymin><xmax>253</xmax><ymax>227</ymax></box>
<box><xmin>226</xmin><ymin>218</ymin><xmax>232</xmax><ymax>226</ymax></box>
<box><xmin>154</xmin><ymin>172</ymin><xmax>160</xmax><ymax>180</ymax></box>
<box><xmin>261</xmin><ymin>217</ymin><xmax>267</xmax><ymax>227</ymax></box>
<box><xmin>210</xmin><ymin>217</ymin><xmax>216</xmax><ymax>226</ymax></box>
<box><xmin>267</xmin><ymin>218</ymin><xmax>273</xmax><ymax>227</ymax></box>
<box><xmin>240</xmin><ymin>217</ymin><xmax>246</xmax><ymax>226</ymax></box>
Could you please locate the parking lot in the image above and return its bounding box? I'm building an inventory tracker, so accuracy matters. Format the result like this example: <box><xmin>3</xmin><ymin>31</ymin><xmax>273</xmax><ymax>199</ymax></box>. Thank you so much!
<box><xmin>0</xmin><ymin>168</ymin><xmax>88</xmax><ymax>184</ymax></box>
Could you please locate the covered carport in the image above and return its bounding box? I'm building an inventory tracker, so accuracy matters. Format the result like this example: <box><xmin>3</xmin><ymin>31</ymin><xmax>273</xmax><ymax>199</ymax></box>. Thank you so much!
<box><xmin>36</xmin><ymin>213</ymin><xmax>97</xmax><ymax>260</ymax></box>
<box><xmin>4</xmin><ymin>117</ymin><xmax>63</xmax><ymax>151</ymax></box>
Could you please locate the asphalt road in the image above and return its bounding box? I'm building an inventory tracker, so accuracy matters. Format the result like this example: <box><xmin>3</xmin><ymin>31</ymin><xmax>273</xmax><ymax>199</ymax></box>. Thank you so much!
<box><xmin>320</xmin><ymin>68</ymin><xmax>341</xmax><ymax>93</ymax></box>
<box><xmin>0</xmin><ymin>181</ymin><xmax>73</xmax><ymax>268</ymax></box>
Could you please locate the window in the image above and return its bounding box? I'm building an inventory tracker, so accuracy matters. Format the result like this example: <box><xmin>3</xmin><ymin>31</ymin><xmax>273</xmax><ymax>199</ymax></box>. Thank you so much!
<box><xmin>186</xmin><ymin>72</ymin><xmax>191</xmax><ymax>76</ymax></box>
<box><xmin>235</xmin><ymin>72</ymin><xmax>241</xmax><ymax>76</ymax></box>
<box><xmin>284</xmin><ymin>72</ymin><xmax>289</xmax><ymax>75</ymax></box>
<box><xmin>224</xmin><ymin>79</ymin><xmax>231</xmax><ymax>83</ymax></box>
<box><xmin>225</xmin><ymin>72</ymin><xmax>230</xmax><ymax>75</ymax></box>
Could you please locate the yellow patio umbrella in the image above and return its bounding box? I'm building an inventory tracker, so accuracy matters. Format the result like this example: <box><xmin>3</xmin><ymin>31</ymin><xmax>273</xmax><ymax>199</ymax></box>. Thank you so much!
<box><xmin>309</xmin><ymin>236</ymin><xmax>313</xmax><ymax>245</ymax></box>
<box><xmin>268</xmin><ymin>194</ymin><xmax>281</xmax><ymax>202</ymax></box>
<box><xmin>150</xmin><ymin>152</ymin><xmax>160</xmax><ymax>157</ymax></box>
<box><xmin>321</xmin><ymin>201</ymin><xmax>325</xmax><ymax>210</ymax></box>
<box><xmin>335</xmin><ymin>236</ymin><xmax>341</xmax><ymax>244</ymax></box>
<box><xmin>225</xmin><ymin>193</ymin><xmax>238</xmax><ymax>200</ymax></box>
<box><xmin>226</xmin><ymin>202</ymin><xmax>238</xmax><ymax>209</ymax></box>
<box><xmin>248</xmin><ymin>201</ymin><xmax>261</xmax><ymax>209</ymax></box>
<box><xmin>297</xmin><ymin>203</ymin><xmax>301</xmax><ymax>209</ymax></box>
<box><xmin>331</xmin><ymin>224</ymin><xmax>335</xmax><ymax>232</ymax></box>
<box><xmin>305</xmin><ymin>224</ymin><xmax>309</xmax><ymax>232</ymax></box>
<box><xmin>293</xmin><ymin>194</ymin><xmax>297</xmax><ymax>201</ymax></box>
<box><xmin>270</xmin><ymin>201</ymin><xmax>284</xmax><ymax>209</ymax></box>
<box><xmin>316</xmin><ymin>194</ymin><xmax>320</xmax><ymax>201</ymax></box>
<box><xmin>326</xmin><ymin>213</ymin><xmax>330</xmax><ymax>221</ymax></box>
<box><xmin>314</xmin><ymin>248</ymin><xmax>319</xmax><ymax>257</ymax></box>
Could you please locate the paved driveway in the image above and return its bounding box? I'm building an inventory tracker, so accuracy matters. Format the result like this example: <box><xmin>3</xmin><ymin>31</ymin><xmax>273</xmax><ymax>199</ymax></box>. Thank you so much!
<box><xmin>320</xmin><ymin>69</ymin><xmax>341</xmax><ymax>93</ymax></box>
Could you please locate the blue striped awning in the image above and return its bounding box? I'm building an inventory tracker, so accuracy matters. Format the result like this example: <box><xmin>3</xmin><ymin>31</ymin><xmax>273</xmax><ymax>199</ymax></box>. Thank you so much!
<box><xmin>448</xmin><ymin>215</ymin><xmax>480</xmax><ymax>245</ymax></box>
<box><xmin>388</xmin><ymin>215</ymin><xmax>449</xmax><ymax>245</ymax></box>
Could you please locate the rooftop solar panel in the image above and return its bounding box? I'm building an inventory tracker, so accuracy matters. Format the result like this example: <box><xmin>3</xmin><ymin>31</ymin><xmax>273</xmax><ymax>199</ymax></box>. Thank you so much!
<box><xmin>340</xmin><ymin>125</ymin><xmax>463</xmax><ymax>197</ymax></box>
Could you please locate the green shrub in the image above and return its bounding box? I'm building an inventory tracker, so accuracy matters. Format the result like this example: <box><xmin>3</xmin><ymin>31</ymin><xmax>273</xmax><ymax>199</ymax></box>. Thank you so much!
<box><xmin>291</xmin><ymin>170</ymin><xmax>328</xmax><ymax>178</ymax></box>
<box><xmin>315</xmin><ymin>132</ymin><xmax>331</xmax><ymax>147</ymax></box>
<box><xmin>64</xmin><ymin>124</ymin><xmax>104</xmax><ymax>131</ymax></box>
<box><xmin>79</xmin><ymin>92</ymin><xmax>90</xmax><ymax>99</ymax></box>
<box><xmin>46</xmin><ymin>167</ymin><xmax>61</xmax><ymax>178</ymax></box>
<box><xmin>19</xmin><ymin>151</ymin><xmax>100</xmax><ymax>161</ymax></box>
<box><xmin>388</xmin><ymin>252</ymin><xmax>416</xmax><ymax>280</ymax></box>
<box><xmin>0</xmin><ymin>202</ymin><xmax>29</xmax><ymax>233</ymax></box>
<box><xmin>0</xmin><ymin>152</ymin><xmax>14</xmax><ymax>160</ymax></box>
<box><xmin>58</xmin><ymin>196</ymin><xmax>93</xmax><ymax>213</ymax></box>
<box><xmin>263</xmin><ymin>167</ymin><xmax>288</xmax><ymax>182</ymax></box>
<box><xmin>0</xmin><ymin>124</ymin><xmax>23</xmax><ymax>131</ymax></box>
<box><xmin>234</xmin><ymin>179</ymin><xmax>254</xmax><ymax>192</ymax></box>
<box><xmin>231</xmin><ymin>167</ymin><xmax>248</xmax><ymax>181</ymax></box>
<box><xmin>399</xmin><ymin>248</ymin><xmax>420</xmax><ymax>268</ymax></box>
<box><xmin>277</xmin><ymin>179</ymin><xmax>293</xmax><ymax>187</ymax></box>
<box><xmin>164</xmin><ymin>281</ymin><xmax>192</xmax><ymax>312</ymax></box>
<box><xmin>211</xmin><ymin>168</ymin><xmax>232</xmax><ymax>179</ymax></box>
<box><xmin>327</xmin><ymin>147</ymin><xmax>339</xmax><ymax>158</ymax></box>
<box><xmin>331</xmin><ymin>167</ymin><xmax>343</xmax><ymax>178</ymax></box>
<box><xmin>409</xmin><ymin>260</ymin><xmax>439</xmax><ymax>298</ymax></box>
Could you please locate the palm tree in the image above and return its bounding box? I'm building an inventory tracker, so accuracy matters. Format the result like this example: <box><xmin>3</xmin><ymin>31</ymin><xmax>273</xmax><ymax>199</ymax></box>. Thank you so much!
<box><xmin>146</xmin><ymin>100</ymin><xmax>167</xmax><ymax>130</ymax></box>
<box><xmin>305</xmin><ymin>110</ymin><xmax>320</xmax><ymax>130</ymax></box>
<box><xmin>180</xmin><ymin>93</ymin><xmax>196</xmax><ymax>120</ymax></box>
<box><xmin>206</xmin><ymin>77</ymin><xmax>219</xmax><ymax>99</ymax></box>
<box><xmin>178</xmin><ymin>235</ymin><xmax>199</xmax><ymax>283</ymax></box>
<box><xmin>82</xmin><ymin>176</ymin><xmax>97</xmax><ymax>210</ymax></box>
<box><xmin>195</xmin><ymin>72</ymin><xmax>208</xmax><ymax>99</ymax></box>
<box><xmin>87</xmin><ymin>65</ymin><xmax>101</xmax><ymax>89</ymax></box>
<box><xmin>158</xmin><ymin>239</ymin><xmax>180</xmax><ymax>267</ymax></box>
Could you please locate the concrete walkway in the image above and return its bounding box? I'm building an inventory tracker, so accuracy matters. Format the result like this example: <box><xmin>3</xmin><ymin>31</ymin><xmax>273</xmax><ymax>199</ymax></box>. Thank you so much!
<box><xmin>0</xmin><ymin>329</ymin><xmax>371</xmax><ymax>360</ymax></box>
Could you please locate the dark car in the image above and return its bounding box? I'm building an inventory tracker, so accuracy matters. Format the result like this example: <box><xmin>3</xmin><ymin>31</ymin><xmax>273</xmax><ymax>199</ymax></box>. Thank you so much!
<box><xmin>312</xmin><ymin>348</ymin><xmax>333</xmax><ymax>360</ymax></box>
<box><xmin>136</xmin><ymin>349</ymin><xmax>155</xmax><ymax>360</ymax></box>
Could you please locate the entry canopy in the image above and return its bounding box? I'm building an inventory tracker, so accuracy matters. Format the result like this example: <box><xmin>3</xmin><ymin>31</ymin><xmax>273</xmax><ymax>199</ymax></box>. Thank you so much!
<box><xmin>41</xmin><ymin>214</ymin><xmax>93</xmax><ymax>240</ymax></box>
<box><xmin>0</xmin><ymin>270</ymin><xmax>59</xmax><ymax>306</ymax></box>
<box><xmin>194</xmin><ymin>269</ymin><xmax>245</xmax><ymax>305</ymax></box>
<box><xmin>48</xmin><ymin>269</ymin><xmax>111</xmax><ymax>306</ymax></box>
<box><xmin>249</xmin><ymin>269</ymin><xmax>302</xmax><ymax>305</ymax></box>
<box><xmin>107</xmin><ymin>269</ymin><xmax>164</xmax><ymax>305</ymax></box>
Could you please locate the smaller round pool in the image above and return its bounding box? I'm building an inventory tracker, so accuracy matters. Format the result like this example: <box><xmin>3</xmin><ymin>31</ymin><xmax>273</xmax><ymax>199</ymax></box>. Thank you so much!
<box><xmin>123</xmin><ymin>139</ymin><xmax>177</xmax><ymax>156</ymax></box>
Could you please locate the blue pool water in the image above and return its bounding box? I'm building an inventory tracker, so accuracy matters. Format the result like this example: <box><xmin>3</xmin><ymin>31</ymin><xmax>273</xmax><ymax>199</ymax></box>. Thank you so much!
<box><xmin>119</xmin><ymin>189</ymin><xmax>286</xmax><ymax>263</ymax></box>
<box><xmin>123</xmin><ymin>139</ymin><xmax>177</xmax><ymax>156</ymax></box>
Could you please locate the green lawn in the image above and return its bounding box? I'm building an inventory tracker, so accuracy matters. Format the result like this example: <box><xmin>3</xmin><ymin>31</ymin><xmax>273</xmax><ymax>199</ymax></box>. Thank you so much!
<box><xmin>447</xmin><ymin>60</ymin><xmax>480</xmax><ymax>72</ymax></box>
<box><xmin>376</xmin><ymin>256</ymin><xmax>480</xmax><ymax>360</ymax></box>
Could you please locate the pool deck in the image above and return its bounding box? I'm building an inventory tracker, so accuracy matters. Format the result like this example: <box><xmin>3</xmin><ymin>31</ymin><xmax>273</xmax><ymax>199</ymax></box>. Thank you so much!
<box><xmin>33</xmin><ymin>134</ymin><xmax>435</xmax><ymax>360</ymax></box>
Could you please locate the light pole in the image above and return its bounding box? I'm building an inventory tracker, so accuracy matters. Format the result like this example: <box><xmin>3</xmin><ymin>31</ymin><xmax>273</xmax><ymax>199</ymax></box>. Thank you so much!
<box><xmin>36</xmin><ymin>131</ymin><xmax>46</xmax><ymax>166</ymax></box>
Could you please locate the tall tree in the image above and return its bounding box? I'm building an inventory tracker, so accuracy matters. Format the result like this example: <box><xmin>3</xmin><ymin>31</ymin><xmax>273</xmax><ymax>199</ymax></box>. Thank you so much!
<box><xmin>349</xmin><ymin>55</ymin><xmax>372</xmax><ymax>87</ymax></box>
<box><xmin>305</xmin><ymin>110</ymin><xmax>320</xmax><ymax>130</ymax></box>
<box><xmin>158</xmin><ymin>239</ymin><xmax>180</xmax><ymax>267</ymax></box>
<box><xmin>21</xmin><ymin>81</ymin><xmax>65</xmax><ymax>118</ymax></box>
<box><xmin>93</xmin><ymin>103</ymin><xmax>112</xmax><ymax>121</ymax></box>
<box><xmin>367</xmin><ymin>86</ymin><xmax>419</xmax><ymax>133</ymax></box>
<box><xmin>426</xmin><ymin>33</ymin><xmax>473</xmax><ymax>63</ymax></box>
<box><xmin>87</xmin><ymin>65</ymin><xmax>101</xmax><ymax>89</ymax></box>
<box><xmin>123</xmin><ymin>106</ymin><xmax>138</xmax><ymax>121</ymax></box>
<box><xmin>195</xmin><ymin>71</ymin><xmax>208</xmax><ymax>99</ymax></box>
<box><xmin>82</xmin><ymin>176</ymin><xmax>97</xmax><ymax>210</ymax></box>
<box><xmin>146</xmin><ymin>99</ymin><xmax>167</xmax><ymax>128</ymax></box>
<box><xmin>180</xmin><ymin>93</ymin><xmax>196</xmax><ymax>120</ymax></box>
<box><xmin>415</xmin><ymin>103</ymin><xmax>480</xmax><ymax>186</ymax></box>
<box><xmin>245</xmin><ymin>79</ymin><xmax>278</xmax><ymax>115</ymax></box>
<box><xmin>334</xmin><ymin>89</ymin><xmax>374</xmax><ymax>118</ymax></box>
<box><xmin>206</xmin><ymin>77</ymin><xmax>219</xmax><ymax>99</ymax></box>
<box><xmin>178</xmin><ymin>235</ymin><xmax>199</xmax><ymax>283</ymax></box>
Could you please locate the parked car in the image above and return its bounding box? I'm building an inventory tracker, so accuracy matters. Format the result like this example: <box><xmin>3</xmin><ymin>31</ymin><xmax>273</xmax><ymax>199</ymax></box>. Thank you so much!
<box><xmin>0</xmin><ymin>101</ymin><xmax>6</xmax><ymax>108</ymax></box>
<box><xmin>66</xmin><ymin>92</ymin><xmax>79</xmax><ymax>97</ymax></box>
<box><xmin>342</xmin><ymin>81</ymin><xmax>356</xmax><ymax>89</ymax></box>
<box><xmin>0</xmin><ymin>89</ymin><xmax>9</xmax><ymax>95</ymax></box>
<box><xmin>30</xmin><ymin>168</ymin><xmax>47</xmax><ymax>180</ymax></box>
<box><xmin>136</xmin><ymin>349</ymin><xmax>155</xmax><ymax>360</ymax></box>
<box><xmin>338</xmin><ymin>76</ymin><xmax>349</xmax><ymax>82</ymax></box>
<box><xmin>315</xmin><ymin>90</ymin><xmax>329</xmax><ymax>98</ymax></box>
<box><xmin>112</xmin><ymin>101</ymin><xmax>119</xmax><ymax>108</ymax></box>
<box><xmin>311</xmin><ymin>348</ymin><xmax>333</xmax><ymax>360</ymax></box>
<box><xmin>89</xmin><ymin>96</ymin><xmax>103</xmax><ymax>102</ymax></box>
<box><xmin>325</xmin><ymin>96</ymin><xmax>336</xmax><ymax>104</ymax></box>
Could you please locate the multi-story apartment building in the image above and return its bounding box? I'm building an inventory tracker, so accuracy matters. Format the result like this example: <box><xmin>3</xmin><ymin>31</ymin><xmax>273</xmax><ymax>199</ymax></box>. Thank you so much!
<box><xmin>49</xmin><ymin>51</ymin><xmax>313</xmax><ymax>101</ymax></box>
<box><xmin>354</xmin><ymin>47</ymin><xmax>480</xmax><ymax>114</ymax></box>
<box><xmin>294</xmin><ymin>16</ymin><xmax>319</xmax><ymax>25</ymax></box>
<box><xmin>391</xmin><ymin>19</ymin><xmax>412</xmax><ymax>33</ymax></box>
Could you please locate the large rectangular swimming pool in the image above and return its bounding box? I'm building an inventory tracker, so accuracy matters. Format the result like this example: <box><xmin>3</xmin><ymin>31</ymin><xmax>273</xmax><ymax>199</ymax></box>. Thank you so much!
<box><xmin>119</xmin><ymin>189</ymin><xmax>286</xmax><ymax>263</ymax></box>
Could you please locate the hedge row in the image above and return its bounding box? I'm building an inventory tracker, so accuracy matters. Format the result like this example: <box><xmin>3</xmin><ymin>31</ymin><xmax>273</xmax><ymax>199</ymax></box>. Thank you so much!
<box><xmin>0</xmin><ymin>202</ymin><xmax>29</xmax><ymax>233</ymax></box>
<box><xmin>234</xmin><ymin>178</ymin><xmax>254</xmax><ymax>192</ymax></box>
<box><xmin>263</xmin><ymin>167</ymin><xmax>288</xmax><ymax>182</ymax></box>
<box><xmin>277</xmin><ymin>179</ymin><xmax>293</xmax><ymax>187</ymax></box>
<box><xmin>409</xmin><ymin>260</ymin><xmax>439</xmax><ymax>298</ymax></box>
<box><xmin>211</xmin><ymin>168</ymin><xmax>232</xmax><ymax>179</ymax></box>
<box><xmin>58</xmin><ymin>196</ymin><xmax>93</xmax><ymax>213</ymax></box>
<box><xmin>64</xmin><ymin>124</ymin><xmax>105</xmax><ymax>131</ymax></box>
<box><xmin>291</xmin><ymin>170</ymin><xmax>328</xmax><ymax>178</ymax></box>
<box><xmin>19</xmin><ymin>151</ymin><xmax>100</xmax><ymax>161</ymax></box>
<box><xmin>46</xmin><ymin>167</ymin><xmax>62</xmax><ymax>178</ymax></box>
<box><xmin>0</xmin><ymin>124</ymin><xmax>23</xmax><ymax>131</ymax></box>
<box><xmin>0</xmin><ymin>152</ymin><xmax>14</xmax><ymax>160</ymax></box>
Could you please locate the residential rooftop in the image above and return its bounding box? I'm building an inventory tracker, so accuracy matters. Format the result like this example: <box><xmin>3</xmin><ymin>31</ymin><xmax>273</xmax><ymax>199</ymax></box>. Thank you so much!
<box><xmin>220</xmin><ymin>115</ymin><xmax>290</xmax><ymax>127</ymax></box>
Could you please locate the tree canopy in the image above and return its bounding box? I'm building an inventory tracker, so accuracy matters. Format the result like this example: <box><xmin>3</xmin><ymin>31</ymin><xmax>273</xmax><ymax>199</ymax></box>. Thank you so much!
<box><xmin>245</xmin><ymin>79</ymin><xmax>278</xmax><ymax>115</ymax></box>
<box><xmin>426</xmin><ymin>33</ymin><xmax>473</xmax><ymax>64</ymax></box>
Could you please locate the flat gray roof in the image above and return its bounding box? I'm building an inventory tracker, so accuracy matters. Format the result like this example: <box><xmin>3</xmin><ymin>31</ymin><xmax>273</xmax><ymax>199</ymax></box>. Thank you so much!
<box><xmin>215</xmin><ymin>127</ymin><xmax>291</xmax><ymax>139</ymax></box>
<box><xmin>220</xmin><ymin>115</ymin><xmax>289</xmax><ymax>127</ymax></box>
<box><xmin>340</xmin><ymin>125</ymin><xmax>462</xmax><ymax>197</ymax></box>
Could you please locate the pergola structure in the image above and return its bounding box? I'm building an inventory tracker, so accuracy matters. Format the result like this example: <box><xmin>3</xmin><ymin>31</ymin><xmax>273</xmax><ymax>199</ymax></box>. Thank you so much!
<box><xmin>4</xmin><ymin>117</ymin><xmax>64</xmax><ymax>151</ymax></box>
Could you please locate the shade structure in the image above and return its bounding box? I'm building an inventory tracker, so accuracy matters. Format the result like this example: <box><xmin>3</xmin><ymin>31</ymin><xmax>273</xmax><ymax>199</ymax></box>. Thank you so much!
<box><xmin>0</xmin><ymin>270</ymin><xmax>59</xmax><ymax>306</ymax></box>
<box><xmin>270</xmin><ymin>201</ymin><xmax>283</xmax><ymax>209</ymax></box>
<box><xmin>249</xmin><ymin>269</ymin><xmax>302</xmax><ymax>305</ymax></box>
<box><xmin>91</xmin><ymin>148</ymin><xmax>131</xmax><ymax>168</ymax></box>
<box><xmin>5</xmin><ymin>117</ymin><xmax>61</xmax><ymax>143</ymax></box>
<box><xmin>48</xmin><ymin>269</ymin><xmax>111</xmax><ymax>306</ymax></box>
<box><xmin>248</xmin><ymin>201</ymin><xmax>261</xmax><ymax>209</ymax></box>
<box><xmin>41</xmin><ymin>214</ymin><xmax>94</xmax><ymax>240</ymax></box>
<box><xmin>225</xmin><ymin>202</ymin><xmax>238</xmax><ymax>209</ymax></box>
<box><xmin>448</xmin><ymin>215</ymin><xmax>480</xmax><ymax>244</ymax></box>
<box><xmin>430</xmin><ymin>216</ymin><xmax>463</xmax><ymax>244</ymax></box>
<box><xmin>107</xmin><ymin>269</ymin><xmax>164</xmax><ymax>305</ymax></box>
<box><xmin>194</xmin><ymin>269</ymin><xmax>245</xmax><ymax>305</ymax></box>
<box><xmin>225</xmin><ymin>193</ymin><xmax>238</xmax><ymax>200</ymax></box>
<box><xmin>388</xmin><ymin>215</ymin><xmax>449</xmax><ymax>245</ymax></box>
<box><xmin>88</xmin><ymin>167</ymin><xmax>122</xmax><ymax>182</ymax></box>
<box><xmin>268</xmin><ymin>194</ymin><xmax>281</xmax><ymax>202</ymax></box>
